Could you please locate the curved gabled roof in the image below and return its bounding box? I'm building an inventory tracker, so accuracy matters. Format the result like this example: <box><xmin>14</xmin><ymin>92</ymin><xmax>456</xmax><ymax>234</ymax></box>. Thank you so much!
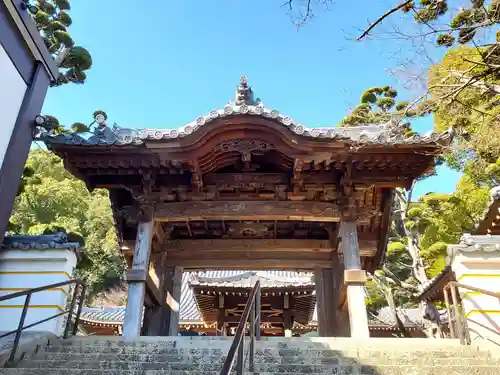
<box><xmin>39</xmin><ymin>77</ymin><xmax>452</xmax><ymax>149</ymax></box>
<box><xmin>39</xmin><ymin>108</ymin><xmax>452</xmax><ymax>148</ymax></box>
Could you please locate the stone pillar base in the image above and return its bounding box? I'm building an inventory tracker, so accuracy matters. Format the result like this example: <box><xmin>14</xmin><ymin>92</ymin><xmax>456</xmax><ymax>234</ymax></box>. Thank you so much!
<box><xmin>342</xmin><ymin>270</ymin><xmax>369</xmax><ymax>338</ymax></box>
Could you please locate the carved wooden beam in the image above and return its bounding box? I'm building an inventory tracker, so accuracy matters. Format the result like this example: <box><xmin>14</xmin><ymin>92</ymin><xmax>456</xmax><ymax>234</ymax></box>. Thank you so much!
<box><xmin>165</xmin><ymin>239</ymin><xmax>334</xmax><ymax>253</ymax></box>
<box><xmin>153</xmin><ymin>201</ymin><xmax>342</xmax><ymax>222</ymax></box>
<box><xmin>164</xmin><ymin>258</ymin><xmax>332</xmax><ymax>269</ymax></box>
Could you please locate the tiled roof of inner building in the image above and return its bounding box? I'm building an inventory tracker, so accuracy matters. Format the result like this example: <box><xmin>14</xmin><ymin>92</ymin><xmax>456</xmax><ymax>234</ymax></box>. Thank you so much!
<box><xmin>82</xmin><ymin>271</ymin><xmax>312</xmax><ymax>324</ymax></box>
<box><xmin>81</xmin><ymin>270</ymin><xmax>437</xmax><ymax>328</ymax></box>
<box><xmin>417</xmin><ymin>265</ymin><xmax>453</xmax><ymax>299</ymax></box>
<box><xmin>189</xmin><ymin>270</ymin><xmax>315</xmax><ymax>288</ymax></box>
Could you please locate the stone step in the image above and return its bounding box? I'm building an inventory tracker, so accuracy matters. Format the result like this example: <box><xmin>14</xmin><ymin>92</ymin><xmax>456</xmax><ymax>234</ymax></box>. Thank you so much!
<box><xmin>14</xmin><ymin>360</ymin><xmax>225</xmax><ymax>371</ymax></box>
<box><xmin>29</xmin><ymin>351</ymin><xmax>500</xmax><ymax>366</ymax></box>
<box><xmin>33</xmin><ymin>352</ymin><xmax>226</xmax><ymax>362</ymax></box>
<box><xmin>55</xmin><ymin>337</ymin><xmax>232</xmax><ymax>347</ymax></box>
<box><xmin>55</xmin><ymin>337</ymin><xmax>467</xmax><ymax>350</ymax></box>
<box><xmin>20</xmin><ymin>356</ymin><xmax>500</xmax><ymax>369</ymax></box>
<box><xmin>41</xmin><ymin>344</ymin><xmax>491</xmax><ymax>360</ymax></box>
<box><xmin>257</xmin><ymin>347</ymin><xmax>489</xmax><ymax>358</ymax></box>
<box><xmin>42</xmin><ymin>345</ymin><xmax>228</xmax><ymax>355</ymax></box>
<box><xmin>1</xmin><ymin>366</ymin><xmax>499</xmax><ymax>375</ymax></box>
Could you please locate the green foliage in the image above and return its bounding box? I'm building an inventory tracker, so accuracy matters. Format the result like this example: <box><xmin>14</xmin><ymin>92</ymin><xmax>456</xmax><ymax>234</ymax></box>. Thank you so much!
<box><xmin>395</xmin><ymin>101</ymin><xmax>409</xmax><ymax>111</ymax></box>
<box><xmin>401</xmin><ymin>0</ymin><xmax>499</xmax><ymax>47</ymax></box>
<box><xmin>361</xmin><ymin>90</ymin><xmax>377</xmax><ymax>104</ymax></box>
<box><xmin>375</xmin><ymin>97</ymin><xmax>395</xmax><ymax>111</ymax></box>
<box><xmin>414</xmin><ymin>0</ymin><xmax>448</xmax><ymax>23</ymax></box>
<box><xmin>367</xmin><ymin>175</ymin><xmax>490</xmax><ymax>312</ymax></box>
<box><xmin>40</xmin><ymin>114</ymin><xmax>94</xmax><ymax>135</ymax></box>
<box><xmin>436</xmin><ymin>34</ymin><xmax>455</xmax><ymax>47</ymax></box>
<box><xmin>341</xmin><ymin>86</ymin><xmax>424</xmax><ymax>127</ymax></box>
<box><xmin>9</xmin><ymin>150</ymin><xmax>125</xmax><ymax>301</ymax></box>
<box><xmin>386</xmin><ymin>241</ymin><xmax>406</xmax><ymax>255</ymax></box>
<box><xmin>28</xmin><ymin>0</ymin><xmax>92</xmax><ymax>86</ymax></box>
<box><xmin>55</xmin><ymin>0</ymin><xmax>70</xmax><ymax>10</ymax></box>
<box><xmin>71</xmin><ymin>122</ymin><xmax>89</xmax><ymax>133</ymax></box>
<box><xmin>429</xmin><ymin>46</ymin><xmax>500</xmax><ymax>186</ymax></box>
<box><xmin>421</xmin><ymin>241</ymin><xmax>448</xmax><ymax>278</ymax></box>
<box><xmin>365</xmin><ymin>277</ymin><xmax>387</xmax><ymax>312</ymax></box>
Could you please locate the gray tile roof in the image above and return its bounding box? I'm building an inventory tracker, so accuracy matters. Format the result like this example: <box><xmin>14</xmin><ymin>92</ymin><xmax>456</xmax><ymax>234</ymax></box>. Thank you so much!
<box><xmin>417</xmin><ymin>265</ymin><xmax>452</xmax><ymax>299</ymax></box>
<box><xmin>1</xmin><ymin>232</ymin><xmax>81</xmax><ymax>252</ymax></box>
<box><xmin>372</xmin><ymin>306</ymin><xmax>448</xmax><ymax>327</ymax></box>
<box><xmin>39</xmin><ymin>105</ymin><xmax>452</xmax><ymax>147</ymax></box>
<box><xmin>81</xmin><ymin>270</ymin><xmax>314</xmax><ymax>324</ymax></box>
<box><xmin>189</xmin><ymin>270</ymin><xmax>315</xmax><ymax>288</ymax></box>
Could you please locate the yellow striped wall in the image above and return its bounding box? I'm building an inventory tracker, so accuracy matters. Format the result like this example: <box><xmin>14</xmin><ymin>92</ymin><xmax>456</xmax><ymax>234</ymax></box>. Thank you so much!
<box><xmin>0</xmin><ymin>249</ymin><xmax>77</xmax><ymax>335</ymax></box>
<box><xmin>451</xmin><ymin>255</ymin><xmax>500</xmax><ymax>341</ymax></box>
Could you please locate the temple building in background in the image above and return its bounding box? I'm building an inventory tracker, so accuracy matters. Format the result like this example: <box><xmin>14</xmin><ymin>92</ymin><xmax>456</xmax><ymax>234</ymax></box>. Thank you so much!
<box><xmin>79</xmin><ymin>270</ymin><xmax>434</xmax><ymax>338</ymax></box>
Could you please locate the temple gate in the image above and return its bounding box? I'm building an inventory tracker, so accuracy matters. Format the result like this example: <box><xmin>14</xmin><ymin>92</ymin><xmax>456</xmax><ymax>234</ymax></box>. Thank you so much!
<box><xmin>41</xmin><ymin>77</ymin><xmax>450</xmax><ymax>341</ymax></box>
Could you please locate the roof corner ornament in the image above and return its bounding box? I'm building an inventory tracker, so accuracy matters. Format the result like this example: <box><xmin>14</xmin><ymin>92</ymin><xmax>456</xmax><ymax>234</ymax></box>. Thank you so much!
<box><xmin>234</xmin><ymin>76</ymin><xmax>262</xmax><ymax>106</ymax></box>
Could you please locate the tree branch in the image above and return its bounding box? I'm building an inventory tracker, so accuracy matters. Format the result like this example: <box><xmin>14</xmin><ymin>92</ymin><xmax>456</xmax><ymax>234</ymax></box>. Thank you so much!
<box><xmin>357</xmin><ymin>1</ymin><xmax>414</xmax><ymax>40</ymax></box>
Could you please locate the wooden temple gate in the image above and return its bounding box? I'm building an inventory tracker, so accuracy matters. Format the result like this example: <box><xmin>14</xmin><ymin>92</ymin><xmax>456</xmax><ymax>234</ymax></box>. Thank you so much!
<box><xmin>41</xmin><ymin>77</ymin><xmax>450</xmax><ymax>341</ymax></box>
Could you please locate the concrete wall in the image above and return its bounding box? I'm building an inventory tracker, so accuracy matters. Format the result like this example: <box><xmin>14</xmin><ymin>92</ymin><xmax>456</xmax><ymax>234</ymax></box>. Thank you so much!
<box><xmin>450</xmin><ymin>249</ymin><xmax>500</xmax><ymax>342</ymax></box>
<box><xmin>0</xmin><ymin>248</ymin><xmax>77</xmax><ymax>336</ymax></box>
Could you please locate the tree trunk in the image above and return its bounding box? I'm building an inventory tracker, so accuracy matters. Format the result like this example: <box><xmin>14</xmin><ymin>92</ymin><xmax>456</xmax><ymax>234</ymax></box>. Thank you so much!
<box><xmin>396</xmin><ymin>186</ymin><xmax>429</xmax><ymax>284</ymax></box>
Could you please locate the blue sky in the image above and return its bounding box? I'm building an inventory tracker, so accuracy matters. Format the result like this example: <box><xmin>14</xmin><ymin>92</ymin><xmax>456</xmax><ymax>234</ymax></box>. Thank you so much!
<box><xmin>41</xmin><ymin>0</ymin><xmax>461</xmax><ymax>198</ymax></box>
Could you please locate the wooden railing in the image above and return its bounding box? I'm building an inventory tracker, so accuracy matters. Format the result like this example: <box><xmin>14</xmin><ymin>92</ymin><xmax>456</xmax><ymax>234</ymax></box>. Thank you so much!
<box><xmin>219</xmin><ymin>280</ymin><xmax>261</xmax><ymax>375</ymax></box>
<box><xmin>443</xmin><ymin>281</ymin><xmax>500</xmax><ymax>345</ymax></box>
<box><xmin>0</xmin><ymin>280</ymin><xmax>86</xmax><ymax>365</ymax></box>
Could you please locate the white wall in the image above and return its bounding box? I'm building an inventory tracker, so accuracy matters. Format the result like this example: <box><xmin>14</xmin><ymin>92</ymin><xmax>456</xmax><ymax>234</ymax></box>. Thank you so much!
<box><xmin>451</xmin><ymin>250</ymin><xmax>500</xmax><ymax>342</ymax></box>
<box><xmin>0</xmin><ymin>248</ymin><xmax>78</xmax><ymax>336</ymax></box>
<box><xmin>0</xmin><ymin>43</ymin><xmax>27</xmax><ymax>170</ymax></box>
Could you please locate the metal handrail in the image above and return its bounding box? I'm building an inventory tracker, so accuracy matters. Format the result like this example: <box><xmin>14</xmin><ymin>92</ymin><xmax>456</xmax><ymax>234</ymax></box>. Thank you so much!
<box><xmin>443</xmin><ymin>281</ymin><xmax>500</xmax><ymax>345</ymax></box>
<box><xmin>220</xmin><ymin>280</ymin><xmax>261</xmax><ymax>375</ymax></box>
<box><xmin>0</xmin><ymin>279</ymin><xmax>86</xmax><ymax>364</ymax></box>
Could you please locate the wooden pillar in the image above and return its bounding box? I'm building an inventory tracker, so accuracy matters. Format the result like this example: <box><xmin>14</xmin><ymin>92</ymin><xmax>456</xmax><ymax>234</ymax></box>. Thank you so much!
<box><xmin>163</xmin><ymin>266</ymin><xmax>183</xmax><ymax>336</ymax></box>
<box><xmin>216</xmin><ymin>294</ymin><xmax>225</xmax><ymax>336</ymax></box>
<box><xmin>123</xmin><ymin>220</ymin><xmax>154</xmax><ymax>342</ymax></box>
<box><xmin>142</xmin><ymin>300</ymin><xmax>164</xmax><ymax>336</ymax></box>
<box><xmin>142</xmin><ymin>252</ymin><xmax>168</xmax><ymax>336</ymax></box>
<box><xmin>340</xmin><ymin>220</ymin><xmax>369</xmax><ymax>338</ymax></box>
<box><xmin>314</xmin><ymin>267</ymin><xmax>335</xmax><ymax>336</ymax></box>
<box><xmin>332</xmin><ymin>252</ymin><xmax>350</xmax><ymax>337</ymax></box>
<box><xmin>283</xmin><ymin>294</ymin><xmax>293</xmax><ymax>337</ymax></box>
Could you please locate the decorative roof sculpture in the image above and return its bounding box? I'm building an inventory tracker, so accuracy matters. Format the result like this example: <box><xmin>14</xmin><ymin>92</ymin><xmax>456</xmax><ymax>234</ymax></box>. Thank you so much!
<box><xmin>234</xmin><ymin>76</ymin><xmax>261</xmax><ymax>107</ymax></box>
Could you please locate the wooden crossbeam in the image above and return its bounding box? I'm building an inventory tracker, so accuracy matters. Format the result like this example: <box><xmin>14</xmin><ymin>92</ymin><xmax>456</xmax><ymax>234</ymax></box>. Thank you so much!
<box><xmin>153</xmin><ymin>201</ymin><xmax>342</xmax><ymax>222</ymax></box>
<box><xmin>166</xmin><ymin>239</ymin><xmax>333</xmax><ymax>253</ymax></box>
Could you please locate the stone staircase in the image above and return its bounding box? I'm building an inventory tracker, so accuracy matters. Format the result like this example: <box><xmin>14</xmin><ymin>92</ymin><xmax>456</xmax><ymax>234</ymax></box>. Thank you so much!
<box><xmin>1</xmin><ymin>336</ymin><xmax>499</xmax><ymax>374</ymax></box>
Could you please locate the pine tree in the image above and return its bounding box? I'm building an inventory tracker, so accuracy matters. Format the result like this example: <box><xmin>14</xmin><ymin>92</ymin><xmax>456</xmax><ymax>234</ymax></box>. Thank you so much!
<box><xmin>27</xmin><ymin>0</ymin><xmax>92</xmax><ymax>86</ymax></box>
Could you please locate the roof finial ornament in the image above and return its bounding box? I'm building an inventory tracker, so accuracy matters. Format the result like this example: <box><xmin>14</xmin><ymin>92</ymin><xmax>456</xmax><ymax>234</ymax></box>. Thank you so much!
<box><xmin>235</xmin><ymin>76</ymin><xmax>262</xmax><ymax>106</ymax></box>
